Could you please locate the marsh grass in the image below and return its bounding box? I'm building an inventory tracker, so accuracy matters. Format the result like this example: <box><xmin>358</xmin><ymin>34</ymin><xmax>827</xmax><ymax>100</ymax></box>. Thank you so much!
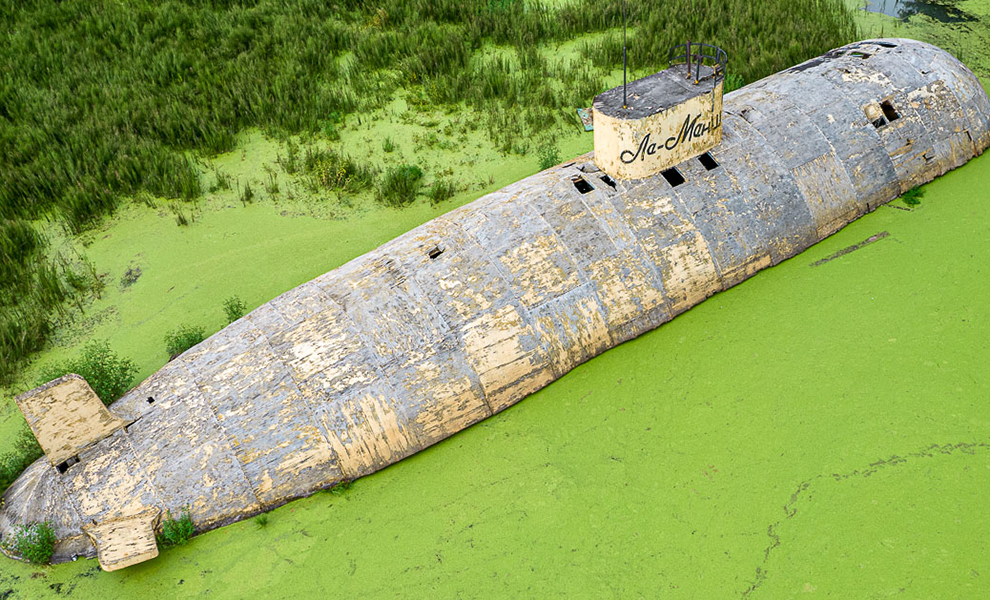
<box><xmin>0</xmin><ymin>0</ymin><xmax>858</xmax><ymax>383</ymax></box>
<box><xmin>377</xmin><ymin>165</ymin><xmax>424</xmax><ymax>207</ymax></box>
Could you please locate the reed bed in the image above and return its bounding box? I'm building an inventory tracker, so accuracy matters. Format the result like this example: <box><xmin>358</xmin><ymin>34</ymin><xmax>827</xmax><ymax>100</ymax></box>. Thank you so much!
<box><xmin>0</xmin><ymin>0</ymin><xmax>857</xmax><ymax>383</ymax></box>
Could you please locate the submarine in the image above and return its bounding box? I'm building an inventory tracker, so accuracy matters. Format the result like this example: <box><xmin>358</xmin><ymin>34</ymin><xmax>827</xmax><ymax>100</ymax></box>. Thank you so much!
<box><xmin>2</xmin><ymin>38</ymin><xmax>988</xmax><ymax>571</ymax></box>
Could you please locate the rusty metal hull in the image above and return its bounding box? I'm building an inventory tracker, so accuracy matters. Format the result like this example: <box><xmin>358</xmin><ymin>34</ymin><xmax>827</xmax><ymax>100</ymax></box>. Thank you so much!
<box><xmin>3</xmin><ymin>39</ymin><xmax>988</xmax><ymax>566</ymax></box>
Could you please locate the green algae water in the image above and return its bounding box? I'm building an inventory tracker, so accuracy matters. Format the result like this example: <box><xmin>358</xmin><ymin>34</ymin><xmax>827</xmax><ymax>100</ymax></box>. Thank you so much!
<box><xmin>2</xmin><ymin>140</ymin><xmax>989</xmax><ymax>600</ymax></box>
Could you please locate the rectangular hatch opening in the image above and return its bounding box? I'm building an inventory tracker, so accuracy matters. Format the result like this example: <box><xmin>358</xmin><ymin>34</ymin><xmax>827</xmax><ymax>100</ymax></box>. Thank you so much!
<box><xmin>56</xmin><ymin>455</ymin><xmax>80</xmax><ymax>474</ymax></box>
<box><xmin>660</xmin><ymin>167</ymin><xmax>686</xmax><ymax>187</ymax></box>
<box><xmin>571</xmin><ymin>176</ymin><xmax>594</xmax><ymax>194</ymax></box>
<box><xmin>880</xmin><ymin>100</ymin><xmax>900</xmax><ymax>123</ymax></box>
<box><xmin>698</xmin><ymin>152</ymin><xmax>719</xmax><ymax>171</ymax></box>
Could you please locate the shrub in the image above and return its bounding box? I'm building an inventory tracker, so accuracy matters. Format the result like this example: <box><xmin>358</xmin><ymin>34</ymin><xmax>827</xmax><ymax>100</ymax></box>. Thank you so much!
<box><xmin>223</xmin><ymin>296</ymin><xmax>247</xmax><ymax>324</ymax></box>
<box><xmin>382</xmin><ymin>137</ymin><xmax>396</xmax><ymax>153</ymax></box>
<box><xmin>428</xmin><ymin>177</ymin><xmax>457</xmax><ymax>205</ymax></box>
<box><xmin>164</xmin><ymin>324</ymin><xmax>206</xmax><ymax>357</ymax></box>
<box><xmin>157</xmin><ymin>508</ymin><xmax>195</xmax><ymax>548</ymax></box>
<box><xmin>537</xmin><ymin>140</ymin><xmax>561</xmax><ymax>171</ymax></box>
<box><xmin>36</xmin><ymin>340</ymin><xmax>138</xmax><ymax>405</ymax></box>
<box><xmin>255</xmin><ymin>514</ymin><xmax>269</xmax><ymax>528</ymax></box>
<box><xmin>902</xmin><ymin>186</ymin><xmax>924</xmax><ymax>205</ymax></box>
<box><xmin>7</xmin><ymin>522</ymin><xmax>56</xmax><ymax>564</ymax></box>
<box><xmin>376</xmin><ymin>165</ymin><xmax>424</xmax><ymax>207</ymax></box>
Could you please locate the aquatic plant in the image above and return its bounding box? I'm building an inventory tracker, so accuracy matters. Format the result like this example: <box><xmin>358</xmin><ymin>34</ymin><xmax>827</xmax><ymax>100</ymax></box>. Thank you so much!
<box><xmin>377</xmin><ymin>165</ymin><xmax>424</xmax><ymax>207</ymax></box>
<box><xmin>157</xmin><ymin>508</ymin><xmax>195</xmax><ymax>549</ymax></box>
<box><xmin>223</xmin><ymin>296</ymin><xmax>247</xmax><ymax>324</ymax></box>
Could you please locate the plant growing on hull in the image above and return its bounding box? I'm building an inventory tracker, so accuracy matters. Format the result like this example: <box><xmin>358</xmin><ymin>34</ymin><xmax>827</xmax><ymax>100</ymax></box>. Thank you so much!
<box><xmin>4</xmin><ymin>522</ymin><xmax>57</xmax><ymax>564</ymax></box>
<box><xmin>537</xmin><ymin>140</ymin><xmax>561</xmax><ymax>171</ymax></box>
<box><xmin>0</xmin><ymin>426</ymin><xmax>45</xmax><ymax>497</ymax></box>
<box><xmin>157</xmin><ymin>508</ymin><xmax>195</xmax><ymax>548</ymax></box>
<box><xmin>164</xmin><ymin>324</ymin><xmax>206</xmax><ymax>358</ymax></box>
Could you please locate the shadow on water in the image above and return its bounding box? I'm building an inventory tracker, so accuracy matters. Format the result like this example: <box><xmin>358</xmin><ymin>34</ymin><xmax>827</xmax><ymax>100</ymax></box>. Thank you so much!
<box><xmin>860</xmin><ymin>0</ymin><xmax>975</xmax><ymax>22</ymax></box>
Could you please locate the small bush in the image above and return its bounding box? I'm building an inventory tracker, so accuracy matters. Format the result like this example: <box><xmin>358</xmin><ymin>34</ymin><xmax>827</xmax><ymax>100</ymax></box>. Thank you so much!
<box><xmin>223</xmin><ymin>296</ymin><xmax>247</xmax><ymax>324</ymax></box>
<box><xmin>382</xmin><ymin>137</ymin><xmax>396</xmax><ymax>153</ymax></box>
<box><xmin>164</xmin><ymin>324</ymin><xmax>206</xmax><ymax>357</ymax></box>
<box><xmin>36</xmin><ymin>340</ymin><xmax>138</xmax><ymax>405</ymax></box>
<box><xmin>7</xmin><ymin>522</ymin><xmax>56</xmax><ymax>564</ymax></box>
<box><xmin>255</xmin><ymin>514</ymin><xmax>269</xmax><ymax>528</ymax></box>
<box><xmin>157</xmin><ymin>508</ymin><xmax>195</xmax><ymax>549</ymax></box>
<box><xmin>902</xmin><ymin>186</ymin><xmax>924</xmax><ymax>206</ymax></box>
<box><xmin>537</xmin><ymin>140</ymin><xmax>560</xmax><ymax>171</ymax></box>
<box><xmin>428</xmin><ymin>177</ymin><xmax>457</xmax><ymax>205</ymax></box>
<box><xmin>376</xmin><ymin>165</ymin><xmax>424</xmax><ymax>207</ymax></box>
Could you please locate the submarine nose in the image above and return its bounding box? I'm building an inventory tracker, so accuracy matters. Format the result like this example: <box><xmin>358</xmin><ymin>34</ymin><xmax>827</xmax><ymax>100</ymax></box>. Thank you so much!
<box><xmin>0</xmin><ymin>458</ymin><xmax>90</xmax><ymax>563</ymax></box>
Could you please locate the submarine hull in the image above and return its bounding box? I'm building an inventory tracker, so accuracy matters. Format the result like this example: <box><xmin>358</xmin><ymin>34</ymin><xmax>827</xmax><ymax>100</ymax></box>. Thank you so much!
<box><xmin>2</xmin><ymin>38</ymin><xmax>988</xmax><ymax>567</ymax></box>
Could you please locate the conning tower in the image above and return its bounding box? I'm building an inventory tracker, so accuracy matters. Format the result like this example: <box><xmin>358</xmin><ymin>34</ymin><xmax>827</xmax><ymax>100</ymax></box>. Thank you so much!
<box><xmin>594</xmin><ymin>42</ymin><xmax>726</xmax><ymax>180</ymax></box>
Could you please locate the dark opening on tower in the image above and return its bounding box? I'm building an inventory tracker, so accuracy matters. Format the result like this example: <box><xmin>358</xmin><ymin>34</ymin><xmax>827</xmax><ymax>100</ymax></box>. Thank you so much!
<box><xmin>56</xmin><ymin>455</ymin><xmax>80</xmax><ymax>474</ymax></box>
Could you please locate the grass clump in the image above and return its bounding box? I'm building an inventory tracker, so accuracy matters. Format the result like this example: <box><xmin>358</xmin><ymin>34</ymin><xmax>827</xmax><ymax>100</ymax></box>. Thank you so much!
<box><xmin>902</xmin><ymin>186</ymin><xmax>924</xmax><ymax>206</ymax></box>
<box><xmin>303</xmin><ymin>148</ymin><xmax>376</xmax><ymax>192</ymax></box>
<box><xmin>223</xmin><ymin>296</ymin><xmax>247</xmax><ymax>324</ymax></box>
<box><xmin>255</xmin><ymin>514</ymin><xmax>270</xmax><ymax>528</ymax></box>
<box><xmin>376</xmin><ymin>165</ymin><xmax>424</xmax><ymax>207</ymax></box>
<box><xmin>428</xmin><ymin>177</ymin><xmax>457</xmax><ymax>205</ymax></box>
<box><xmin>164</xmin><ymin>324</ymin><xmax>206</xmax><ymax>358</ymax></box>
<box><xmin>537</xmin><ymin>140</ymin><xmax>561</xmax><ymax>171</ymax></box>
<box><xmin>157</xmin><ymin>508</ymin><xmax>195</xmax><ymax>549</ymax></box>
<box><xmin>4</xmin><ymin>522</ymin><xmax>57</xmax><ymax>564</ymax></box>
<box><xmin>36</xmin><ymin>340</ymin><xmax>138</xmax><ymax>405</ymax></box>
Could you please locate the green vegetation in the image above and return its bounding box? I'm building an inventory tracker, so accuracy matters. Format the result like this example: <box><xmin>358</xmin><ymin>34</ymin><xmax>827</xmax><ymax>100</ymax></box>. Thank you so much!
<box><xmin>222</xmin><ymin>296</ymin><xmax>247</xmax><ymax>324</ymax></box>
<box><xmin>157</xmin><ymin>508</ymin><xmax>195</xmax><ymax>549</ymax></box>
<box><xmin>377</xmin><ymin>165</ymin><xmax>425</xmax><ymax>207</ymax></box>
<box><xmin>0</xmin><ymin>425</ymin><xmax>43</xmax><ymax>497</ymax></box>
<box><xmin>428</xmin><ymin>177</ymin><xmax>458</xmax><ymax>205</ymax></box>
<box><xmin>329</xmin><ymin>480</ymin><xmax>353</xmax><ymax>496</ymax></box>
<box><xmin>36</xmin><ymin>340</ymin><xmax>138</xmax><ymax>405</ymax></box>
<box><xmin>164</xmin><ymin>324</ymin><xmax>206</xmax><ymax>358</ymax></box>
<box><xmin>537</xmin><ymin>140</ymin><xmax>562</xmax><ymax>170</ymax></box>
<box><xmin>4</xmin><ymin>522</ymin><xmax>56</xmax><ymax>565</ymax></box>
<box><xmin>254</xmin><ymin>514</ymin><xmax>269</xmax><ymax>529</ymax></box>
<box><xmin>902</xmin><ymin>185</ymin><xmax>925</xmax><ymax>205</ymax></box>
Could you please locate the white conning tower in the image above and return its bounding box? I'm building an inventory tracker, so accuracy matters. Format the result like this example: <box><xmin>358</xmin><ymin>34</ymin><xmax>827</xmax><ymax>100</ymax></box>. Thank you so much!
<box><xmin>593</xmin><ymin>42</ymin><xmax>727</xmax><ymax>180</ymax></box>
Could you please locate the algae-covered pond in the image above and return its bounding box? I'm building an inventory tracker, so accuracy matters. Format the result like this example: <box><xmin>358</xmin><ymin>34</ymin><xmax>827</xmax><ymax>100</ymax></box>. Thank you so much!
<box><xmin>1</xmin><ymin>1</ymin><xmax>989</xmax><ymax>598</ymax></box>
